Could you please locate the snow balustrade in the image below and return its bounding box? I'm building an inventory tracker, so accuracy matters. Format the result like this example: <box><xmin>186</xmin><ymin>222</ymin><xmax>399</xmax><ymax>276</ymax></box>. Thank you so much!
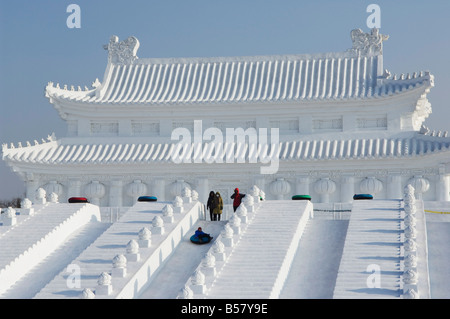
<box><xmin>0</xmin><ymin>188</ymin><xmax>59</xmax><ymax>228</ymax></box>
<box><xmin>400</xmin><ymin>185</ymin><xmax>431</xmax><ymax>299</ymax></box>
<box><xmin>177</xmin><ymin>186</ymin><xmax>262</xmax><ymax>298</ymax></box>
<box><xmin>79</xmin><ymin>187</ymin><xmax>205</xmax><ymax>299</ymax></box>
<box><xmin>0</xmin><ymin>189</ymin><xmax>101</xmax><ymax>296</ymax></box>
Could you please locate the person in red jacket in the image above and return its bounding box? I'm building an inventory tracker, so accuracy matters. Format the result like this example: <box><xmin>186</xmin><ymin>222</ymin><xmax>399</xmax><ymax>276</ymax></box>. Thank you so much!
<box><xmin>231</xmin><ymin>188</ymin><xmax>246</xmax><ymax>212</ymax></box>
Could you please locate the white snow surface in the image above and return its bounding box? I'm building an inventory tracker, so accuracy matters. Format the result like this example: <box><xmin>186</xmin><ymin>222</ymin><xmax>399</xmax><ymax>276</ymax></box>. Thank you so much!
<box><xmin>0</xmin><ymin>198</ymin><xmax>449</xmax><ymax>299</ymax></box>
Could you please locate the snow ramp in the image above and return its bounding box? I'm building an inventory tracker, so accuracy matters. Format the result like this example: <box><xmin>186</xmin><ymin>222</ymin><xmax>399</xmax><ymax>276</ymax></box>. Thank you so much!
<box><xmin>34</xmin><ymin>200</ymin><xmax>204</xmax><ymax>299</ymax></box>
<box><xmin>0</xmin><ymin>203</ymin><xmax>101</xmax><ymax>296</ymax></box>
<box><xmin>181</xmin><ymin>200</ymin><xmax>313</xmax><ymax>299</ymax></box>
<box><xmin>332</xmin><ymin>199</ymin><xmax>431</xmax><ymax>299</ymax></box>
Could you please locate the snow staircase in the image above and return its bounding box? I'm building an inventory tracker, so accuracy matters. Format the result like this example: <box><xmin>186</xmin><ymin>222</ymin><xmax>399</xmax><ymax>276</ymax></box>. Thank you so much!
<box><xmin>34</xmin><ymin>200</ymin><xmax>204</xmax><ymax>299</ymax></box>
<box><xmin>203</xmin><ymin>200</ymin><xmax>313</xmax><ymax>299</ymax></box>
<box><xmin>333</xmin><ymin>199</ymin><xmax>403</xmax><ymax>298</ymax></box>
<box><xmin>0</xmin><ymin>203</ymin><xmax>101</xmax><ymax>296</ymax></box>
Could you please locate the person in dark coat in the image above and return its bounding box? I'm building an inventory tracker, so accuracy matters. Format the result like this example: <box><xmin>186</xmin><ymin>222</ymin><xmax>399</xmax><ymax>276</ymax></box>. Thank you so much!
<box><xmin>206</xmin><ymin>191</ymin><xmax>217</xmax><ymax>221</ymax></box>
<box><xmin>231</xmin><ymin>188</ymin><xmax>246</xmax><ymax>212</ymax></box>
<box><xmin>213</xmin><ymin>192</ymin><xmax>223</xmax><ymax>221</ymax></box>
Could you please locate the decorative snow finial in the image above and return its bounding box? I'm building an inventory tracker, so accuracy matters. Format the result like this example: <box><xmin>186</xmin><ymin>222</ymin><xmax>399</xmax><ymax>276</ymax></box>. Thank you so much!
<box><xmin>221</xmin><ymin>223</ymin><xmax>234</xmax><ymax>238</ymax></box>
<box><xmin>259</xmin><ymin>190</ymin><xmax>266</xmax><ymax>201</ymax></box>
<box><xmin>162</xmin><ymin>204</ymin><xmax>174</xmax><ymax>217</ymax></box>
<box><xmin>181</xmin><ymin>186</ymin><xmax>191</xmax><ymax>198</ymax></box>
<box><xmin>97</xmin><ymin>272</ymin><xmax>112</xmax><ymax>286</ymax></box>
<box><xmin>138</xmin><ymin>227</ymin><xmax>152</xmax><ymax>248</ymax></box>
<box><xmin>177</xmin><ymin>285</ymin><xmax>194</xmax><ymax>299</ymax></box>
<box><xmin>21</xmin><ymin>198</ymin><xmax>32</xmax><ymax>209</ymax></box>
<box><xmin>47</xmin><ymin>133</ymin><xmax>56</xmax><ymax>142</ymax></box>
<box><xmin>112</xmin><ymin>254</ymin><xmax>127</xmax><ymax>269</ymax></box>
<box><xmin>403</xmin><ymin>269</ymin><xmax>419</xmax><ymax>285</ymax></box>
<box><xmin>404</xmin><ymin>214</ymin><xmax>416</xmax><ymax>227</ymax></box>
<box><xmin>350</xmin><ymin>28</ymin><xmax>388</xmax><ymax>56</ymax></box>
<box><xmin>243</xmin><ymin>195</ymin><xmax>254</xmax><ymax>207</ymax></box>
<box><xmin>404</xmin><ymin>253</ymin><xmax>417</xmax><ymax>269</ymax></box>
<box><xmin>152</xmin><ymin>215</ymin><xmax>164</xmax><ymax>228</ymax></box>
<box><xmin>80</xmin><ymin>288</ymin><xmax>95</xmax><ymax>299</ymax></box>
<box><xmin>249</xmin><ymin>185</ymin><xmax>260</xmax><ymax>197</ymax></box>
<box><xmin>5</xmin><ymin>207</ymin><xmax>16</xmax><ymax>218</ymax></box>
<box><xmin>212</xmin><ymin>240</ymin><xmax>225</xmax><ymax>254</ymax></box>
<box><xmin>236</xmin><ymin>204</ymin><xmax>247</xmax><ymax>217</ymax></box>
<box><xmin>404</xmin><ymin>238</ymin><xmax>417</xmax><ymax>252</ymax></box>
<box><xmin>403</xmin><ymin>288</ymin><xmax>419</xmax><ymax>299</ymax></box>
<box><xmin>173</xmin><ymin>196</ymin><xmax>183</xmax><ymax>208</ymax></box>
<box><xmin>49</xmin><ymin>192</ymin><xmax>59</xmax><ymax>203</ymax></box>
<box><xmin>382</xmin><ymin>69</ymin><xmax>391</xmax><ymax>79</ymax></box>
<box><xmin>201</xmin><ymin>252</ymin><xmax>216</xmax><ymax>268</ymax></box>
<box><xmin>138</xmin><ymin>227</ymin><xmax>152</xmax><ymax>240</ymax></box>
<box><xmin>103</xmin><ymin>35</ymin><xmax>140</xmax><ymax>65</ymax></box>
<box><xmin>191</xmin><ymin>269</ymin><xmax>205</xmax><ymax>286</ymax></box>
<box><xmin>92</xmin><ymin>78</ymin><xmax>101</xmax><ymax>88</ymax></box>
<box><xmin>35</xmin><ymin>187</ymin><xmax>47</xmax><ymax>203</ymax></box>
<box><xmin>126</xmin><ymin>239</ymin><xmax>139</xmax><ymax>255</ymax></box>
<box><xmin>404</xmin><ymin>225</ymin><xmax>417</xmax><ymax>239</ymax></box>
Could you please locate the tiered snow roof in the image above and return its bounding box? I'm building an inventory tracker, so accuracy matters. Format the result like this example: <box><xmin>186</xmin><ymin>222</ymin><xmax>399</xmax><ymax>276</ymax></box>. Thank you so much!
<box><xmin>44</xmin><ymin>29</ymin><xmax>433</xmax><ymax>107</ymax></box>
<box><xmin>45</xmin><ymin>56</ymin><xmax>432</xmax><ymax>106</ymax></box>
<box><xmin>3</xmin><ymin>133</ymin><xmax>450</xmax><ymax>165</ymax></box>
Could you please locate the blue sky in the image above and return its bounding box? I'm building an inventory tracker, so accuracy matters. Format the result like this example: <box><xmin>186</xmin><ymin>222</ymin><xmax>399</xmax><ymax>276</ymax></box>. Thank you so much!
<box><xmin>1</xmin><ymin>0</ymin><xmax>449</xmax><ymax>199</ymax></box>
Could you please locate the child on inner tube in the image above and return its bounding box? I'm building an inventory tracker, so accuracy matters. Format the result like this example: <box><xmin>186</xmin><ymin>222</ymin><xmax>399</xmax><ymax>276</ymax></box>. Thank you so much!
<box><xmin>195</xmin><ymin>227</ymin><xmax>211</xmax><ymax>241</ymax></box>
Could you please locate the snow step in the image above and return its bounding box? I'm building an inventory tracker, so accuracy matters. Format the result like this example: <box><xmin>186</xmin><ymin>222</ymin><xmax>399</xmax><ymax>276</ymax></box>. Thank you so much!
<box><xmin>34</xmin><ymin>201</ymin><xmax>204</xmax><ymax>299</ymax></box>
<box><xmin>0</xmin><ymin>221</ymin><xmax>110</xmax><ymax>299</ymax></box>
<box><xmin>333</xmin><ymin>200</ymin><xmax>403</xmax><ymax>299</ymax></box>
<box><xmin>0</xmin><ymin>203</ymin><xmax>101</xmax><ymax>296</ymax></box>
<box><xmin>204</xmin><ymin>200</ymin><xmax>313</xmax><ymax>299</ymax></box>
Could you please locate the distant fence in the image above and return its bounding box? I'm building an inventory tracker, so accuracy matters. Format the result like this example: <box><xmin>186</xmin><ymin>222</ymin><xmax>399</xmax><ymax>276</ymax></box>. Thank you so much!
<box><xmin>99</xmin><ymin>207</ymin><xmax>129</xmax><ymax>223</ymax></box>
<box><xmin>99</xmin><ymin>204</ymin><xmax>235</xmax><ymax>223</ymax></box>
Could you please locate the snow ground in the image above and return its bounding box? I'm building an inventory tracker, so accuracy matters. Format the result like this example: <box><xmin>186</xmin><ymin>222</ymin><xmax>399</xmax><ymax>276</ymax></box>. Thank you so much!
<box><xmin>423</xmin><ymin>201</ymin><xmax>450</xmax><ymax>298</ymax></box>
<box><xmin>0</xmin><ymin>200</ymin><xmax>449</xmax><ymax>299</ymax></box>
<box><xmin>279</xmin><ymin>219</ymin><xmax>349</xmax><ymax>298</ymax></box>
<box><xmin>1</xmin><ymin>221</ymin><xmax>111</xmax><ymax>299</ymax></box>
<box><xmin>138</xmin><ymin>220</ymin><xmax>226</xmax><ymax>299</ymax></box>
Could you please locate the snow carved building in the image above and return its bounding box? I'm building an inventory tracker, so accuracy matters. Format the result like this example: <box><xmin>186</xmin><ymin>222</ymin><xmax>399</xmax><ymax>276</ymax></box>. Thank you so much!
<box><xmin>2</xmin><ymin>28</ymin><xmax>450</xmax><ymax>207</ymax></box>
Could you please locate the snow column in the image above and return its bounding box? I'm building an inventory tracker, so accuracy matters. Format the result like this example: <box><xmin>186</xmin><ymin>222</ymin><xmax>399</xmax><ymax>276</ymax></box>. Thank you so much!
<box><xmin>67</xmin><ymin>178</ymin><xmax>81</xmax><ymax>198</ymax></box>
<box><xmin>436</xmin><ymin>174</ymin><xmax>450</xmax><ymax>201</ymax></box>
<box><xmin>153</xmin><ymin>178</ymin><xmax>166</xmax><ymax>202</ymax></box>
<box><xmin>109</xmin><ymin>180</ymin><xmax>123</xmax><ymax>207</ymax></box>
<box><xmin>387</xmin><ymin>175</ymin><xmax>402</xmax><ymax>199</ymax></box>
<box><xmin>295</xmin><ymin>176</ymin><xmax>309</xmax><ymax>196</ymax></box>
<box><xmin>340</xmin><ymin>176</ymin><xmax>354</xmax><ymax>202</ymax></box>
<box><xmin>196</xmin><ymin>177</ymin><xmax>209</xmax><ymax>205</ymax></box>
<box><xmin>26</xmin><ymin>179</ymin><xmax>39</xmax><ymax>203</ymax></box>
<box><xmin>436</xmin><ymin>168</ymin><xmax>450</xmax><ymax>201</ymax></box>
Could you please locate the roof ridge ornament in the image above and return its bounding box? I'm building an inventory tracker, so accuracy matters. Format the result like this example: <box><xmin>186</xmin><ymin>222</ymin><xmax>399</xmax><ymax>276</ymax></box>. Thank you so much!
<box><xmin>350</xmin><ymin>28</ymin><xmax>388</xmax><ymax>56</ymax></box>
<box><xmin>103</xmin><ymin>35</ymin><xmax>140</xmax><ymax>65</ymax></box>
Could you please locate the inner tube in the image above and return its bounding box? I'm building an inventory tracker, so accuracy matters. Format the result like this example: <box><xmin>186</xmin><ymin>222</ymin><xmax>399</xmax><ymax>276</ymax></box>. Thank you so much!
<box><xmin>292</xmin><ymin>195</ymin><xmax>311</xmax><ymax>201</ymax></box>
<box><xmin>353</xmin><ymin>194</ymin><xmax>373</xmax><ymax>200</ymax></box>
<box><xmin>68</xmin><ymin>197</ymin><xmax>89</xmax><ymax>203</ymax></box>
<box><xmin>190</xmin><ymin>234</ymin><xmax>213</xmax><ymax>245</ymax></box>
<box><xmin>138</xmin><ymin>196</ymin><xmax>157</xmax><ymax>202</ymax></box>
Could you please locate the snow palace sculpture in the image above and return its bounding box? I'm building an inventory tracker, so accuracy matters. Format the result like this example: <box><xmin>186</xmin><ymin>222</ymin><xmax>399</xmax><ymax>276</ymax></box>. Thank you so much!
<box><xmin>2</xmin><ymin>28</ymin><xmax>450</xmax><ymax>207</ymax></box>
